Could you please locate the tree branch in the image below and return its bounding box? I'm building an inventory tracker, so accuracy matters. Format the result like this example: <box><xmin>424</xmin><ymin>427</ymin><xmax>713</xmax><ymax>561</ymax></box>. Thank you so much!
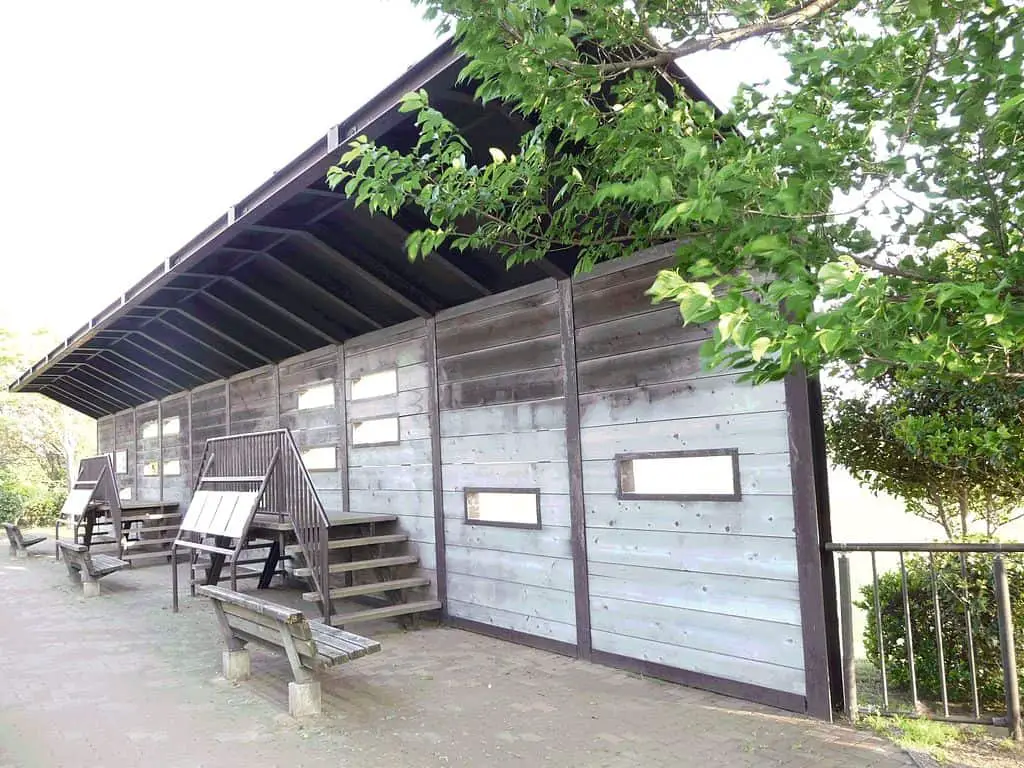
<box><xmin>595</xmin><ymin>0</ymin><xmax>844</xmax><ymax>75</ymax></box>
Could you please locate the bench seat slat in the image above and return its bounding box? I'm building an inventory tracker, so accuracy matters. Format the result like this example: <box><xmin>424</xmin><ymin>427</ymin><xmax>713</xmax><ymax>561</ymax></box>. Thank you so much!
<box><xmin>308</xmin><ymin>624</ymin><xmax>377</xmax><ymax>659</ymax></box>
<box><xmin>310</xmin><ymin>623</ymin><xmax>383</xmax><ymax>654</ymax></box>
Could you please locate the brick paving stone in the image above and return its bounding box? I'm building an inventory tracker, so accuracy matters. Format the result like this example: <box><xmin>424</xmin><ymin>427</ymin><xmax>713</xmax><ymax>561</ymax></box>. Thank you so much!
<box><xmin>0</xmin><ymin>554</ymin><xmax>916</xmax><ymax>767</ymax></box>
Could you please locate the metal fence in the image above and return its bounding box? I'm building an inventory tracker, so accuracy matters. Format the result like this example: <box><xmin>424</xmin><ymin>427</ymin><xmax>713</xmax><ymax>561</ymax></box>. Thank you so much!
<box><xmin>825</xmin><ymin>542</ymin><xmax>1023</xmax><ymax>740</ymax></box>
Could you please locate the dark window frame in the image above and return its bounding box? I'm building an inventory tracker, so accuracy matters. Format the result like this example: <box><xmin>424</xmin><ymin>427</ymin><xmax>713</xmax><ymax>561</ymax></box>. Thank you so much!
<box><xmin>463</xmin><ymin>487</ymin><xmax>543</xmax><ymax>530</ymax></box>
<box><xmin>615</xmin><ymin>448</ymin><xmax>742</xmax><ymax>502</ymax></box>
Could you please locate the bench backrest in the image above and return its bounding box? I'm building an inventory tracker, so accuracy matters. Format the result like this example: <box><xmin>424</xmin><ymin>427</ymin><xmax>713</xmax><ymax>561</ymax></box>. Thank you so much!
<box><xmin>180</xmin><ymin>490</ymin><xmax>260</xmax><ymax>539</ymax></box>
<box><xmin>3</xmin><ymin>523</ymin><xmax>25</xmax><ymax>548</ymax></box>
<box><xmin>57</xmin><ymin>542</ymin><xmax>95</xmax><ymax>575</ymax></box>
<box><xmin>198</xmin><ymin>584</ymin><xmax>320</xmax><ymax>664</ymax></box>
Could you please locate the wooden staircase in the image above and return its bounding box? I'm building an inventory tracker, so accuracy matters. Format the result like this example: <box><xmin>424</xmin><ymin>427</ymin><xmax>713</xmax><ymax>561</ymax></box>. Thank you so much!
<box><xmin>121</xmin><ymin>508</ymin><xmax>185</xmax><ymax>566</ymax></box>
<box><xmin>287</xmin><ymin>513</ymin><xmax>440</xmax><ymax>628</ymax></box>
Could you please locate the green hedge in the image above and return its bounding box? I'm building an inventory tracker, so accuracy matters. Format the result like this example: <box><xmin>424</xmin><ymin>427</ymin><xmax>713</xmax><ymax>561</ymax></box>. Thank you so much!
<box><xmin>858</xmin><ymin>553</ymin><xmax>1024</xmax><ymax>709</ymax></box>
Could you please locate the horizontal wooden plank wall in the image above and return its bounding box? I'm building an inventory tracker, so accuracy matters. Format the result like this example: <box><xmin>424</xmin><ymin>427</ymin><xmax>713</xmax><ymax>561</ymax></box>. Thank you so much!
<box><xmin>436</xmin><ymin>281</ymin><xmax>577</xmax><ymax>648</ymax></box>
<box><xmin>160</xmin><ymin>393</ymin><xmax>190</xmax><ymax>503</ymax></box>
<box><xmin>134</xmin><ymin>402</ymin><xmax>160</xmax><ymax>501</ymax></box>
<box><xmin>97</xmin><ymin>416</ymin><xmax>115</xmax><ymax>457</ymax></box>
<box><xmin>190</xmin><ymin>381</ymin><xmax>227</xmax><ymax>484</ymax></box>
<box><xmin>228</xmin><ymin>366</ymin><xmax>276</xmax><ymax>435</ymax></box>
<box><xmin>113</xmin><ymin>410</ymin><xmax>134</xmax><ymax>498</ymax></box>
<box><xmin>572</xmin><ymin>251</ymin><xmax>806</xmax><ymax>702</ymax></box>
<box><xmin>278</xmin><ymin>348</ymin><xmax>342</xmax><ymax>512</ymax></box>
<box><xmin>346</xmin><ymin>320</ymin><xmax>436</xmax><ymax>601</ymax></box>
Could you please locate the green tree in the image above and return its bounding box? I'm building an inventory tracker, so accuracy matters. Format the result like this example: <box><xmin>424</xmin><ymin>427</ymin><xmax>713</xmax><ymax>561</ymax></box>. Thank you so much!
<box><xmin>0</xmin><ymin>329</ymin><xmax>94</xmax><ymax>525</ymax></box>
<box><xmin>331</xmin><ymin>0</ymin><xmax>1024</xmax><ymax>384</ymax></box>
<box><xmin>826</xmin><ymin>370</ymin><xmax>1024</xmax><ymax>539</ymax></box>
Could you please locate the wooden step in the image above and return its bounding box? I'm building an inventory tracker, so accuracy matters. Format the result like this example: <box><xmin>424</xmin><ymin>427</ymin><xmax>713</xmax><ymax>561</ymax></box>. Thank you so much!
<box><xmin>285</xmin><ymin>533</ymin><xmax>408</xmax><ymax>557</ymax></box>
<box><xmin>292</xmin><ymin>554</ymin><xmax>417</xmax><ymax>578</ymax></box>
<box><xmin>123</xmin><ymin>537</ymin><xmax>177</xmax><ymax>550</ymax></box>
<box><xmin>302</xmin><ymin>577</ymin><xmax>430</xmax><ymax>602</ymax></box>
<box><xmin>124</xmin><ymin>524</ymin><xmax>181</xmax><ymax>534</ymax></box>
<box><xmin>121</xmin><ymin>512</ymin><xmax>182</xmax><ymax>523</ymax></box>
<box><xmin>123</xmin><ymin>549</ymin><xmax>188</xmax><ymax>564</ymax></box>
<box><xmin>329</xmin><ymin>600</ymin><xmax>441</xmax><ymax>627</ymax></box>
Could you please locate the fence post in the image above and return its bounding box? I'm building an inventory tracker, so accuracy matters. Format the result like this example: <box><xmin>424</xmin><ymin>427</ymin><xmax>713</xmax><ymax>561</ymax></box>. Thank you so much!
<box><xmin>838</xmin><ymin>554</ymin><xmax>857</xmax><ymax>721</ymax></box>
<box><xmin>994</xmin><ymin>556</ymin><xmax>1022</xmax><ymax>741</ymax></box>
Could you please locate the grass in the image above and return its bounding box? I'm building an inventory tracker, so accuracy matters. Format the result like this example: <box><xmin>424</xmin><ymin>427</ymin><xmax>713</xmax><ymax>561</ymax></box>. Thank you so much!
<box><xmin>862</xmin><ymin>714</ymin><xmax>970</xmax><ymax>760</ymax></box>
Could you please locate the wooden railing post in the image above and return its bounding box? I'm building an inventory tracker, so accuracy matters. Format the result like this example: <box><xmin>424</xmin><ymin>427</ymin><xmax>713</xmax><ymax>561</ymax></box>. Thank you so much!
<box><xmin>995</xmin><ymin>556</ymin><xmax>1023</xmax><ymax>741</ymax></box>
<box><xmin>837</xmin><ymin>554</ymin><xmax>857</xmax><ymax>722</ymax></box>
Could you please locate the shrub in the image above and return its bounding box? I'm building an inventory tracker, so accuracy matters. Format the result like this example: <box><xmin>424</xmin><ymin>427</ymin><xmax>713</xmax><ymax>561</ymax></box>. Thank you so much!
<box><xmin>21</xmin><ymin>486</ymin><xmax>66</xmax><ymax>527</ymax></box>
<box><xmin>858</xmin><ymin>552</ymin><xmax>1024</xmax><ymax>709</ymax></box>
<box><xmin>0</xmin><ymin>469</ymin><xmax>28</xmax><ymax>525</ymax></box>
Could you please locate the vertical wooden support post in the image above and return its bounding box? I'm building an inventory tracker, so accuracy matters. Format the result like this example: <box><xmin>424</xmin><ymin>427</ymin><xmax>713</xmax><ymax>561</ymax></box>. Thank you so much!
<box><xmin>187</xmin><ymin>390</ymin><xmax>194</xmax><ymax>499</ymax></box>
<box><xmin>131</xmin><ymin>407</ymin><xmax>138</xmax><ymax>499</ymax></box>
<box><xmin>224</xmin><ymin>380</ymin><xmax>231</xmax><ymax>436</ymax></box>
<box><xmin>995</xmin><ymin>556</ymin><xmax>1023</xmax><ymax>741</ymax></box>
<box><xmin>558</xmin><ymin>279</ymin><xmax>591</xmax><ymax>660</ymax></box>
<box><xmin>426</xmin><ymin>318</ymin><xmax>448</xmax><ymax>619</ymax></box>
<box><xmin>273</xmin><ymin>363</ymin><xmax>282</xmax><ymax>429</ymax></box>
<box><xmin>784</xmin><ymin>369</ymin><xmax>834</xmax><ymax>720</ymax></box>
<box><xmin>336</xmin><ymin>345</ymin><xmax>350</xmax><ymax>517</ymax></box>
<box><xmin>837</xmin><ymin>555</ymin><xmax>857</xmax><ymax>722</ymax></box>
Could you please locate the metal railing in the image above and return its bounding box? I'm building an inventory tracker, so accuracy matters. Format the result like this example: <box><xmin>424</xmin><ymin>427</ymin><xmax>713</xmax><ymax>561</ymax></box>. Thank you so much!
<box><xmin>826</xmin><ymin>541</ymin><xmax>1024</xmax><ymax>740</ymax></box>
<box><xmin>190</xmin><ymin>429</ymin><xmax>332</xmax><ymax>617</ymax></box>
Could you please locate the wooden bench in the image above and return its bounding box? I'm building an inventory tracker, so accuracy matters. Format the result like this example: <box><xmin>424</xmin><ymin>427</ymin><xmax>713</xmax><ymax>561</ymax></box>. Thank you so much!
<box><xmin>57</xmin><ymin>542</ymin><xmax>128</xmax><ymax>597</ymax></box>
<box><xmin>198</xmin><ymin>584</ymin><xmax>381</xmax><ymax>716</ymax></box>
<box><xmin>3</xmin><ymin>523</ymin><xmax>46</xmax><ymax>558</ymax></box>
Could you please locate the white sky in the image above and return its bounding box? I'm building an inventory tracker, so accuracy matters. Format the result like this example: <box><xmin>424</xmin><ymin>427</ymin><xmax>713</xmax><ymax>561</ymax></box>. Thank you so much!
<box><xmin>0</xmin><ymin>1</ymin><xmax>785</xmax><ymax>355</ymax></box>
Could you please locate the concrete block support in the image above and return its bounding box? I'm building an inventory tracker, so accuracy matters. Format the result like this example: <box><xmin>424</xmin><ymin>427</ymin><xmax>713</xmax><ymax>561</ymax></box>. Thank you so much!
<box><xmin>82</xmin><ymin>579</ymin><xmax>101</xmax><ymax>598</ymax></box>
<box><xmin>222</xmin><ymin>649</ymin><xmax>251</xmax><ymax>681</ymax></box>
<box><xmin>288</xmin><ymin>680</ymin><xmax>322</xmax><ymax>717</ymax></box>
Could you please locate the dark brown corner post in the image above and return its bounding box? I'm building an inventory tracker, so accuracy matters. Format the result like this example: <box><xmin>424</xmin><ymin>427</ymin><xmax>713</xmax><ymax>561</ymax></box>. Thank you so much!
<box><xmin>785</xmin><ymin>368</ymin><xmax>835</xmax><ymax>720</ymax></box>
<box><xmin>426</xmin><ymin>317</ymin><xmax>448</xmax><ymax>619</ymax></box>
<box><xmin>558</xmin><ymin>279</ymin><xmax>592</xmax><ymax>660</ymax></box>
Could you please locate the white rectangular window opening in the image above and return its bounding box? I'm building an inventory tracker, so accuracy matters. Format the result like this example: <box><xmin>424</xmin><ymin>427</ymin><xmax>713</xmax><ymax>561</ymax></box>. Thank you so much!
<box><xmin>142</xmin><ymin>461</ymin><xmax>159</xmax><ymax>477</ymax></box>
<box><xmin>141</xmin><ymin>420</ymin><xmax>159</xmax><ymax>440</ymax></box>
<box><xmin>301</xmin><ymin>446</ymin><xmax>337</xmax><ymax>471</ymax></box>
<box><xmin>119</xmin><ymin>487</ymin><xmax>133</xmax><ymax>500</ymax></box>
<box><xmin>617</xmin><ymin>449</ymin><xmax>741</xmax><ymax>501</ymax></box>
<box><xmin>115</xmin><ymin>450</ymin><xmax>128</xmax><ymax>475</ymax></box>
<box><xmin>163</xmin><ymin>459</ymin><xmax>181</xmax><ymax>476</ymax></box>
<box><xmin>465</xmin><ymin>489</ymin><xmax>541</xmax><ymax>529</ymax></box>
<box><xmin>351</xmin><ymin>369</ymin><xmax>398</xmax><ymax>401</ymax></box>
<box><xmin>298</xmin><ymin>382</ymin><xmax>335</xmax><ymax>411</ymax></box>
<box><xmin>351</xmin><ymin>417</ymin><xmax>399</xmax><ymax>446</ymax></box>
<box><xmin>162</xmin><ymin>416</ymin><xmax>181</xmax><ymax>436</ymax></box>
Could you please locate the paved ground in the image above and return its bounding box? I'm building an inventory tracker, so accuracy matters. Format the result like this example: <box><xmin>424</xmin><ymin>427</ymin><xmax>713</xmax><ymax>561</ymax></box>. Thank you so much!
<box><xmin>0</xmin><ymin>551</ymin><xmax>914</xmax><ymax>768</ymax></box>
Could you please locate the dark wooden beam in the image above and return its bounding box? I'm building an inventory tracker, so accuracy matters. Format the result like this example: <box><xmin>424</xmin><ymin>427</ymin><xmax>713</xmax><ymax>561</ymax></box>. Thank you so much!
<box><xmin>149</xmin><ymin>307</ymin><xmax>273</xmax><ymax>365</ymax></box>
<box><xmin>149</xmin><ymin>317</ymin><xmax>251</xmax><ymax>370</ymax></box>
<box><xmin>198</xmin><ymin>290</ymin><xmax>306</xmax><ymax>355</ymax></box>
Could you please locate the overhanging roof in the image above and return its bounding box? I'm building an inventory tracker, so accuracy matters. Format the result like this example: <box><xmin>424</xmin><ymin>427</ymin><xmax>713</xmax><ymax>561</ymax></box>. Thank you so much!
<box><xmin>11</xmin><ymin>39</ymin><xmax>711</xmax><ymax>419</ymax></box>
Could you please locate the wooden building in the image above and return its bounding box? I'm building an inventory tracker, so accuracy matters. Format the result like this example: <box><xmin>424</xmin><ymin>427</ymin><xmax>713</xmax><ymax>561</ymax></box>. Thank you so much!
<box><xmin>10</xmin><ymin>41</ymin><xmax>839</xmax><ymax>718</ymax></box>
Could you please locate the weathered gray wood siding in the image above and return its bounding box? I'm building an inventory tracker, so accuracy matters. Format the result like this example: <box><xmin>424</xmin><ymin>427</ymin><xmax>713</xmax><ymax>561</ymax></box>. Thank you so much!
<box><xmin>189</xmin><ymin>381</ymin><xmax>227</xmax><ymax>481</ymax></box>
<box><xmin>114</xmin><ymin>410</ymin><xmax>135</xmax><ymax>497</ymax></box>
<box><xmin>346</xmin><ymin>321</ymin><xmax>436</xmax><ymax>599</ymax></box>
<box><xmin>97</xmin><ymin>416</ymin><xmax>115</xmax><ymax>457</ymax></box>
<box><xmin>436</xmin><ymin>281</ymin><xmax>577</xmax><ymax>645</ymax></box>
<box><xmin>228</xmin><ymin>366</ymin><xmax>276</xmax><ymax>435</ymax></box>
<box><xmin>160</xmin><ymin>393</ymin><xmax>190</xmax><ymax>502</ymax></box>
<box><xmin>134</xmin><ymin>402</ymin><xmax>160</xmax><ymax>500</ymax></box>
<box><xmin>572</xmin><ymin>252</ymin><xmax>805</xmax><ymax>696</ymax></box>
<box><xmin>278</xmin><ymin>347</ymin><xmax>342</xmax><ymax>511</ymax></box>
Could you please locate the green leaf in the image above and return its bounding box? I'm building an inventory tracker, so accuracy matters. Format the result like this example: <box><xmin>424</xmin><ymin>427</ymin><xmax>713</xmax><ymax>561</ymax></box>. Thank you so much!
<box><xmin>488</xmin><ymin>147</ymin><xmax>507</xmax><ymax>164</ymax></box>
<box><xmin>750</xmin><ymin>337</ymin><xmax>772</xmax><ymax>362</ymax></box>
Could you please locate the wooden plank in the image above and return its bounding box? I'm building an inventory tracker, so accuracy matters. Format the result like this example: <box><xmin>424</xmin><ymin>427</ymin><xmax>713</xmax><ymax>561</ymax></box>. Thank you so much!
<box><xmin>197</xmin><ymin>584</ymin><xmax>306</xmax><ymax>623</ymax></box>
<box><xmin>572</xmin><ymin>272</ymin><xmax>666</xmax><ymax>328</ymax></box>
<box><xmin>575</xmin><ymin>305</ymin><xmax>710</xmax><ymax>362</ymax></box>
<box><xmin>349</xmin><ymin>489</ymin><xmax>434</xmax><ymax>515</ymax></box>
<box><xmin>346</xmin><ymin>337</ymin><xmax>428</xmax><ymax>379</ymax></box>
<box><xmin>435</xmin><ymin>279</ymin><xmax>557</xmax><ymax>325</ymax></box>
<box><xmin>342</xmin><ymin>318</ymin><xmax>426</xmax><ymax>357</ymax></box>
<box><xmin>571</xmin><ymin>243</ymin><xmax>674</xmax><ymax>287</ymax></box>
<box><xmin>220</xmin><ymin>601</ymin><xmax>314</xmax><ymax>641</ymax></box>
<box><xmin>579</xmin><ymin>412</ymin><xmax>792</xmax><ymax>461</ymax></box>
<box><xmin>443</xmin><ymin>519</ymin><xmax>573</xmax><ymax>559</ymax></box>
<box><xmin>435</xmin><ymin>299</ymin><xmax>561</xmax><ymax>359</ymax></box>
<box><xmin>441</xmin><ymin>461</ymin><xmax>570</xmax><ymax>492</ymax></box>
<box><xmin>590</xmin><ymin>594</ymin><xmax>804</xmax><ymax>668</ymax></box>
<box><xmin>446</xmin><ymin>598</ymin><xmax>577</xmax><ymax>646</ymax></box>
<box><xmin>439</xmin><ymin>367</ymin><xmax>563</xmax><ymax>410</ymax></box>
<box><xmin>586</xmin><ymin>528</ymin><xmax>799</xmax><ymax>582</ymax></box>
<box><xmin>439</xmin><ymin>400</ymin><xmax>565</xmax><ymax>437</ymax></box>
<box><xmin>347</xmin><ymin>438</ymin><xmax>433</xmax><ymax>468</ymax></box>
<box><xmin>446</xmin><ymin>546</ymin><xmax>576</xmax><ymax>592</ymax></box>
<box><xmin>583</xmin><ymin>493</ymin><xmax>796</xmax><ymax>538</ymax></box>
<box><xmin>224</xmin><ymin>616</ymin><xmax>319</xmax><ymax>664</ymax></box>
<box><xmin>579</xmin><ymin>374</ymin><xmax>785</xmax><ymax>430</ymax></box>
<box><xmin>348</xmin><ymin>463</ymin><xmax>433</xmax><ymax>492</ymax></box>
<box><xmin>440</xmin><ymin>430</ymin><xmax>568</xmax><ymax>464</ymax></box>
<box><xmin>576</xmin><ymin>337</ymin><xmax>710</xmax><ymax>394</ymax></box>
<box><xmin>447</xmin><ymin>571</ymin><xmax>576</xmax><ymax>627</ymax></box>
<box><xmin>438</xmin><ymin>335</ymin><xmax>561</xmax><ymax>385</ymax></box>
<box><xmin>591</xmin><ymin>630</ymin><xmax>806</xmax><ymax>696</ymax></box>
<box><xmin>587</xmin><ymin>561</ymin><xmax>801</xmax><ymax>626</ymax></box>
<box><xmin>348</xmin><ymin>388</ymin><xmax>428</xmax><ymax>420</ymax></box>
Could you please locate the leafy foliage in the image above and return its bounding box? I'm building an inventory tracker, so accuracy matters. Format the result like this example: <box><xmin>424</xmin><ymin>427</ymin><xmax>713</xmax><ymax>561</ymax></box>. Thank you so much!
<box><xmin>826</xmin><ymin>371</ymin><xmax>1024</xmax><ymax>538</ymax></box>
<box><xmin>858</xmin><ymin>552</ymin><xmax>1024</xmax><ymax>709</ymax></box>
<box><xmin>330</xmin><ymin>0</ymin><xmax>1024</xmax><ymax>384</ymax></box>
<box><xmin>0</xmin><ymin>329</ymin><xmax>91</xmax><ymax>526</ymax></box>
